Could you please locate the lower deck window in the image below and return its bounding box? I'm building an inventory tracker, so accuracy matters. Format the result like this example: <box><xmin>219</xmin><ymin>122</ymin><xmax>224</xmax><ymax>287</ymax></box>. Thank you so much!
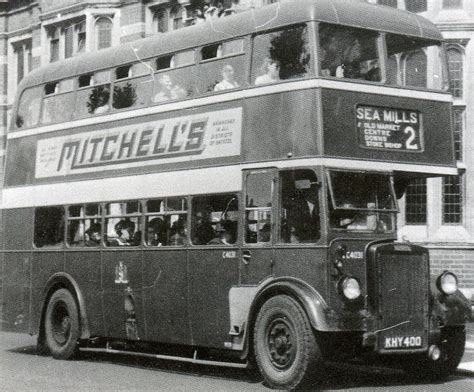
<box><xmin>34</xmin><ymin>207</ymin><xmax>64</xmax><ymax>248</ymax></box>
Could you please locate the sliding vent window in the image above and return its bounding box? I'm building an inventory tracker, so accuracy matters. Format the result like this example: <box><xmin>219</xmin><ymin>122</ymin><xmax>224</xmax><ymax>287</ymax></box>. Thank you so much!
<box><xmin>145</xmin><ymin>198</ymin><xmax>188</xmax><ymax>246</ymax></box>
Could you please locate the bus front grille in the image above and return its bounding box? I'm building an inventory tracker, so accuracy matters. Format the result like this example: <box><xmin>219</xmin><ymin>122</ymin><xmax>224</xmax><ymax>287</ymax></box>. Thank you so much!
<box><xmin>373</xmin><ymin>247</ymin><xmax>429</xmax><ymax>352</ymax></box>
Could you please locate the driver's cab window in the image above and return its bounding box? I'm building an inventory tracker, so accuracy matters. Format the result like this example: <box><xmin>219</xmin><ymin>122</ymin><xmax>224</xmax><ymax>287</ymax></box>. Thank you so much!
<box><xmin>279</xmin><ymin>170</ymin><xmax>321</xmax><ymax>243</ymax></box>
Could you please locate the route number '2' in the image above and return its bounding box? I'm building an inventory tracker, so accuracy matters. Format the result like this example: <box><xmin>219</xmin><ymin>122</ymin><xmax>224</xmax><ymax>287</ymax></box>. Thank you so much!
<box><xmin>404</xmin><ymin>126</ymin><xmax>418</xmax><ymax>150</ymax></box>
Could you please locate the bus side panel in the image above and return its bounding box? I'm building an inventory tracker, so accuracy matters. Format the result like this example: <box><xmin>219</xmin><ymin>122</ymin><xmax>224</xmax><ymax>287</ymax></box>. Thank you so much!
<box><xmin>142</xmin><ymin>249</ymin><xmax>191</xmax><ymax>345</ymax></box>
<box><xmin>101</xmin><ymin>249</ymin><xmax>144</xmax><ymax>340</ymax></box>
<box><xmin>65</xmin><ymin>251</ymin><xmax>103</xmax><ymax>336</ymax></box>
<box><xmin>243</xmin><ymin>90</ymin><xmax>321</xmax><ymax>162</ymax></box>
<box><xmin>188</xmin><ymin>248</ymin><xmax>239</xmax><ymax>348</ymax></box>
<box><xmin>2</xmin><ymin>252</ymin><xmax>32</xmax><ymax>333</ymax></box>
<box><xmin>31</xmin><ymin>251</ymin><xmax>65</xmax><ymax>332</ymax></box>
<box><xmin>1</xmin><ymin>208</ymin><xmax>33</xmax><ymax>333</ymax></box>
<box><xmin>273</xmin><ymin>247</ymin><xmax>327</xmax><ymax>298</ymax></box>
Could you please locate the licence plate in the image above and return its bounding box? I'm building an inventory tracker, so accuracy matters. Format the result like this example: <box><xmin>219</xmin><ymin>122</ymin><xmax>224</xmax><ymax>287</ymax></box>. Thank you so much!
<box><xmin>384</xmin><ymin>336</ymin><xmax>422</xmax><ymax>349</ymax></box>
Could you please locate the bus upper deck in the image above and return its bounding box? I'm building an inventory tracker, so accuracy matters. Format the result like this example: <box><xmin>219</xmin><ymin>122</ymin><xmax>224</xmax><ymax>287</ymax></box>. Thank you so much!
<box><xmin>3</xmin><ymin>0</ymin><xmax>456</xmax><ymax>209</ymax></box>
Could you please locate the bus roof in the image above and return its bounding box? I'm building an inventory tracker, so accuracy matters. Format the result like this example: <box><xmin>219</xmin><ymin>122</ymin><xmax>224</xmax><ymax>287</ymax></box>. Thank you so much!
<box><xmin>18</xmin><ymin>0</ymin><xmax>442</xmax><ymax>90</ymax></box>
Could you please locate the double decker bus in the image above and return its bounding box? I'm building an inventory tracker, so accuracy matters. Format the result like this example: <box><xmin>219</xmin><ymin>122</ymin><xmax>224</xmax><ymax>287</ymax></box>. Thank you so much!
<box><xmin>1</xmin><ymin>0</ymin><xmax>471</xmax><ymax>389</ymax></box>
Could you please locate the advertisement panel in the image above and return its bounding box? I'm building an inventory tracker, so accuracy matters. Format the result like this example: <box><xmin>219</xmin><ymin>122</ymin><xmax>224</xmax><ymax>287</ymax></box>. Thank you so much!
<box><xmin>36</xmin><ymin>108</ymin><xmax>242</xmax><ymax>178</ymax></box>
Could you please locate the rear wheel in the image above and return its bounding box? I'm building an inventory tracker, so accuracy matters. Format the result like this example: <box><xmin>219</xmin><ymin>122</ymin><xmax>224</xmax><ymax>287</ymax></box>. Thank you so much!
<box><xmin>253</xmin><ymin>295</ymin><xmax>324</xmax><ymax>390</ymax></box>
<box><xmin>44</xmin><ymin>289</ymin><xmax>80</xmax><ymax>359</ymax></box>
<box><xmin>403</xmin><ymin>327</ymin><xmax>465</xmax><ymax>381</ymax></box>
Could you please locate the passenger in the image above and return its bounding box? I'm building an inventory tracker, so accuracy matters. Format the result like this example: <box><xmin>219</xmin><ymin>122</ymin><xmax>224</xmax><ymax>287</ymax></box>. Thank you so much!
<box><xmin>153</xmin><ymin>74</ymin><xmax>186</xmax><ymax>102</ymax></box>
<box><xmin>336</xmin><ymin>38</ymin><xmax>362</xmax><ymax>79</ymax></box>
<box><xmin>255</xmin><ymin>58</ymin><xmax>281</xmax><ymax>85</ymax></box>
<box><xmin>207</xmin><ymin>221</ymin><xmax>234</xmax><ymax>245</ymax></box>
<box><xmin>259</xmin><ymin>223</ymin><xmax>271</xmax><ymax>243</ymax></box>
<box><xmin>169</xmin><ymin>219</ymin><xmax>186</xmax><ymax>246</ymax></box>
<box><xmin>214</xmin><ymin>65</ymin><xmax>240</xmax><ymax>91</ymax></box>
<box><xmin>192</xmin><ymin>210</ymin><xmax>215</xmax><ymax>245</ymax></box>
<box><xmin>85</xmin><ymin>223</ymin><xmax>101</xmax><ymax>247</ymax></box>
<box><xmin>147</xmin><ymin>217</ymin><xmax>166</xmax><ymax>246</ymax></box>
<box><xmin>110</xmin><ymin>220</ymin><xmax>135</xmax><ymax>246</ymax></box>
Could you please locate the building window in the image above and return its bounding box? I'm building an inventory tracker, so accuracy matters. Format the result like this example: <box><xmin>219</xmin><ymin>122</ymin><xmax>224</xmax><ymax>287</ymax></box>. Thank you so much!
<box><xmin>50</xmin><ymin>28</ymin><xmax>59</xmax><ymax>62</ymax></box>
<box><xmin>453</xmin><ymin>108</ymin><xmax>463</xmax><ymax>161</ymax></box>
<box><xmin>76</xmin><ymin>22</ymin><xmax>86</xmax><ymax>53</ymax></box>
<box><xmin>14</xmin><ymin>41</ymin><xmax>32</xmax><ymax>84</ymax></box>
<box><xmin>443</xmin><ymin>175</ymin><xmax>463</xmax><ymax>224</ymax></box>
<box><xmin>447</xmin><ymin>47</ymin><xmax>463</xmax><ymax>98</ymax></box>
<box><xmin>405</xmin><ymin>0</ymin><xmax>427</xmax><ymax>12</ymax></box>
<box><xmin>65</xmin><ymin>25</ymin><xmax>73</xmax><ymax>58</ymax></box>
<box><xmin>172</xmin><ymin>8</ymin><xmax>184</xmax><ymax>30</ymax></box>
<box><xmin>443</xmin><ymin>0</ymin><xmax>462</xmax><ymax>8</ymax></box>
<box><xmin>405</xmin><ymin>178</ymin><xmax>427</xmax><ymax>224</ymax></box>
<box><xmin>377</xmin><ymin>0</ymin><xmax>398</xmax><ymax>7</ymax></box>
<box><xmin>96</xmin><ymin>17</ymin><xmax>112</xmax><ymax>50</ymax></box>
<box><xmin>154</xmin><ymin>8</ymin><xmax>169</xmax><ymax>33</ymax></box>
<box><xmin>16</xmin><ymin>45</ymin><xmax>24</xmax><ymax>83</ymax></box>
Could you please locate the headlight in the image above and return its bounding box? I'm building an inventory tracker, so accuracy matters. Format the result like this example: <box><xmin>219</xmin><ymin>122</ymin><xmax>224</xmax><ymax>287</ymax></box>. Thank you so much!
<box><xmin>436</xmin><ymin>271</ymin><xmax>458</xmax><ymax>295</ymax></box>
<box><xmin>339</xmin><ymin>276</ymin><xmax>361</xmax><ymax>301</ymax></box>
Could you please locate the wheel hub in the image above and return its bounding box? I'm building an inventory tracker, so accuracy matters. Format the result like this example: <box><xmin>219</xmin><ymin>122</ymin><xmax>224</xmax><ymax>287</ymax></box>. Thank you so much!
<box><xmin>268</xmin><ymin>320</ymin><xmax>295</xmax><ymax>369</ymax></box>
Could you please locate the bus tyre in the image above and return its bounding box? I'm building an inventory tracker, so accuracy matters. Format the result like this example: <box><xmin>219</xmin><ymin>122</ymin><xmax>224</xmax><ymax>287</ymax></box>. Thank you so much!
<box><xmin>44</xmin><ymin>289</ymin><xmax>80</xmax><ymax>360</ymax></box>
<box><xmin>253</xmin><ymin>295</ymin><xmax>323</xmax><ymax>390</ymax></box>
<box><xmin>404</xmin><ymin>327</ymin><xmax>465</xmax><ymax>380</ymax></box>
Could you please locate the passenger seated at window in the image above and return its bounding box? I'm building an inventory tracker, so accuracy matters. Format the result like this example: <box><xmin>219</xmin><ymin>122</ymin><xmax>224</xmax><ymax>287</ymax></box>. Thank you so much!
<box><xmin>334</xmin><ymin>38</ymin><xmax>362</xmax><ymax>79</ymax></box>
<box><xmin>192</xmin><ymin>211</ymin><xmax>215</xmax><ymax>245</ymax></box>
<box><xmin>169</xmin><ymin>219</ymin><xmax>186</xmax><ymax>246</ymax></box>
<box><xmin>255</xmin><ymin>58</ymin><xmax>281</xmax><ymax>85</ymax></box>
<box><xmin>207</xmin><ymin>220</ymin><xmax>235</xmax><ymax>245</ymax></box>
<box><xmin>214</xmin><ymin>64</ymin><xmax>239</xmax><ymax>91</ymax></box>
<box><xmin>109</xmin><ymin>220</ymin><xmax>136</xmax><ymax>246</ymax></box>
<box><xmin>153</xmin><ymin>74</ymin><xmax>186</xmax><ymax>102</ymax></box>
<box><xmin>85</xmin><ymin>223</ymin><xmax>101</xmax><ymax>247</ymax></box>
<box><xmin>147</xmin><ymin>217</ymin><xmax>166</xmax><ymax>246</ymax></box>
<box><xmin>87</xmin><ymin>86</ymin><xmax>110</xmax><ymax>114</ymax></box>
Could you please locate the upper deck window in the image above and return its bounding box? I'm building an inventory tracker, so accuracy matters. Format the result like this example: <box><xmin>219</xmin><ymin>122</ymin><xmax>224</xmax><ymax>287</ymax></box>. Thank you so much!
<box><xmin>386</xmin><ymin>34</ymin><xmax>447</xmax><ymax>91</ymax></box>
<box><xmin>252</xmin><ymin>25</ymin><xmax>311</xmax><ymax>85</ymax></box>
<box><xmin>43</xmin><ymin>79</ymin><xmax>75</xmax><ymax>124</ymax></box>
<box><xmin>15</xmin><ymin>86</ymin><xmax>42</xmax><ymax>129</ymax></box>
<box><xmin>319</xmin><ymin>24</ymin><xmax>380</xmax><ymax>82</ymax></box>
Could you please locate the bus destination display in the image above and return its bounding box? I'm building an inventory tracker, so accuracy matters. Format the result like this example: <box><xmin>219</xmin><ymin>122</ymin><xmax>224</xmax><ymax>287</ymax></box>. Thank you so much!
<box><xmin>356</xmin><ymin>105</ymin><xmax>422</xmax><ymax>152</ymax></box>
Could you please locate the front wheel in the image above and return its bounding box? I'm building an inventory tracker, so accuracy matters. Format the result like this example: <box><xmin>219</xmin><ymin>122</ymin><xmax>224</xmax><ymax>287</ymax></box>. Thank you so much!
<box><xmin>403</xmin><ymin>327</ymin><xmax>465</xmax><ymax>381</ymax></box>
<box><xmin>253</xmin><ymin>295</ymin><xmax>324</xmax><ymax>390</ymax></box>
<box><xmin>44</xmin><ymin>289</ymin><xmax>80</xmax><ymax>359</ymax></box>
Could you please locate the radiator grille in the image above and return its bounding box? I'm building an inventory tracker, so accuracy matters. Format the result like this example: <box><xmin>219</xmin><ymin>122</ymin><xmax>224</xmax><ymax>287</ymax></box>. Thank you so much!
<box><xmin>375</xmin><ymin>251</ymin><xmax>429</xmax><ymax>351</ymax></box>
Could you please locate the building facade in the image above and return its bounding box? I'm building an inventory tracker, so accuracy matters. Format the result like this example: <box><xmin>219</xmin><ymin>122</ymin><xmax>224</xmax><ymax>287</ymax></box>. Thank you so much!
<box><xmin>0</xmin><ymin>0</ymin><xmax>472</xmax><ymax>294</ymax></box>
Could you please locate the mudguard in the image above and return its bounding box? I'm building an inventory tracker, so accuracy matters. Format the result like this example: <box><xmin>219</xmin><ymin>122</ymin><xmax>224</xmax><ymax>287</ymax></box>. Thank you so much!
<box><xmin>240</xmin><ymin>276</ymin><xmax>334</xmax><ymax>359</ymax></box>
<box><xmin>37</xmin><ymin>272</ymin><xmax>90</xmax><ymax>339</ymax></box>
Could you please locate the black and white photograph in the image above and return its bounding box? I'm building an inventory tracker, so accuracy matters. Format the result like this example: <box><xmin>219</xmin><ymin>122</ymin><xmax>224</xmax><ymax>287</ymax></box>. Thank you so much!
<box><xmin>0</xmin><ymin>0</ymin><xmax>473</xmax><ymax>390</ymax></box>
